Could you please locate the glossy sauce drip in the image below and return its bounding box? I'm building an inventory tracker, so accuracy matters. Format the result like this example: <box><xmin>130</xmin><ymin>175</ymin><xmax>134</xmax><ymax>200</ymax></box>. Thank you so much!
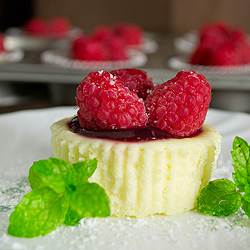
<box><xmin>68</xmin><ymin>117</ymin><xmax>202</xmax><ymax>142</ymax></box>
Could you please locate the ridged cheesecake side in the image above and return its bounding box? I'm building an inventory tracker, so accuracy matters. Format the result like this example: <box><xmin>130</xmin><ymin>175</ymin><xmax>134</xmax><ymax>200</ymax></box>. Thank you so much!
<box><xmin>50</xmin><ymin>117</ymin><xmax>222</xmax><ymax>217</ymax></box>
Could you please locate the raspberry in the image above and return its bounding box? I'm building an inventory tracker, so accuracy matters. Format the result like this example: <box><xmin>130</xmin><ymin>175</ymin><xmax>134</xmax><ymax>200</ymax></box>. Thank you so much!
<box><xmin>93</xmin><ymin>25</ymin><xmax>113</xmax><ymax>42</ymax></box>
<box><xmin>24</xmin><ymin>18</ymin><xmax>48</xmax><ymax>36</ymax></box>
<box><xmin>72</xmin><ymin>36</ymin><xmax>108</xmax><ymax>61</ymax></box>
<box><xmin>229</xmin><ymin>28</ymin><xmax>250</xmax><ymax>64</ymax></box>
<box><xmin>228</xmin><ymin>28</ymin><xmax>249</xmax><ymax>45</ymax></box>
<box><xmin>72</xmin><ymin>35</ymin><xmax>88</xmax><ymax>60</ymax></box>
<box><xmin>72</xmin><ymin>34</ymin><xmax>128</xmax><ymax>61</ymax></box>
<box><xmin>114</xmin><ymin>23</ymin><xmax>143</xmax><ymax>45</ymax></box>
<box><xmin>49</xmin><ymin>17</ymin><xmax>70</xmax><ymax>37</ymax></box>
<box><xmin>0</xmin><ymin>33</ymin><xmax>5</xmax><ymax>52</ymax></box>
<box><xmin>190</xmin><ymin>22</ymin><xmax>228</xmax><ymax>65</ymax></box>
<box><xmin>236</xmin><ymin>41</ymin><xmax>250</xmax><ymax>64</ymax></box>
<box><xmin>145</xmin><ymin>70</ymin><xmax>211</xmax><ymax>137</ymax></box>
<box><xmin>76</xmin><ymin>70</ymin><xmax>148</xmax><ymax>130</ymax></box>
<box><xmin>110</xmin><ymin>68</ymin><xmax>155</xmax><ymax>100</ymax></box>
<box><xmin>208</xmin><ymin>43</ymin><xmax>240</xmax><ymax>66</ymax></box>
<box><xmin>105</xmin><ymin>36</ymin><xmax>128</xmax><ymax>61</ymax></box>
<box><xmin>199</xmin><ymin>21</ymin><xmax>228</xmax><ymax>45</ymax></box>
<box><xmin>189</xmin><ymin>44</ymin><xmax>211</xmax><ymax>65</ymax></box>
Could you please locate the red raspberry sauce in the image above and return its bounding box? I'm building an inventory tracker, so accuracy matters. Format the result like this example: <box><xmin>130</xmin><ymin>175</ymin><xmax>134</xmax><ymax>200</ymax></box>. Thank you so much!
<box><xmin>68</xmin><ymin>117</ymin><xmax>202</xmax><ymax>142</ymax></box>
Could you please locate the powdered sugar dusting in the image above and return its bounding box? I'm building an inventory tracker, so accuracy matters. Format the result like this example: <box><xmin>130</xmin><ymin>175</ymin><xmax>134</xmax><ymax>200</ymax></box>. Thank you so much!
<box><xmin>109</xmin><ymin>79</ymin><xmax>116</xmax><ymax>86</ymax></box>
<box><xmin>108</xmin><ymin>72</ymin><xmax>116</xmax><ymax>85</ymax></box>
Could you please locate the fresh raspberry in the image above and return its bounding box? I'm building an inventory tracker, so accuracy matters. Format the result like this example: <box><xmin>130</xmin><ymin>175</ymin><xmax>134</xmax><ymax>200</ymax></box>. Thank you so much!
<box><xmin>199</xmin><ymin>21</ymin><xmax>229</xmax><ymax>45</ymax></box>
<box><xmin>0</xmin><ymin>33</ymin><xmax>5</xmax><ymax>52</ymax></box>
<box><xmin>228</xmin><ymin>28</ymin><xmax>250</xmax><ymax>64</ymax></box>
<box><xmin>208</xmin><ymin>43</ymin><xmax>240</xmax><ymax>66</ymax></box>
<box><xmin>236</xmin><ymin>41</ymin><xmax>250</xmax><ymax>64</ymax></box>
<box><xmin>189</xmin><ymin>44</ymin><xmax>211</xmax><ymax>65</ymax></box>
<box><xmin>82</xmin><ymin>38</ymin><xmax>108</xmax><ymax>61</ymax></box>
<box><xmin>110</xmin><ymin>68</ymin><xmax>155</xmax><ymax>100</ymax></box>
<box><xmin>105</xmin><ymin>36</ymin><xmax>128</xmax><ymax>61</ymax></box>
<box><xmin>72</xmin><ymin>35</ymin><xmax>88</xmax><ymax>59</ymax></box>
<box><xmin>145</xmin><ymin>70</ymin><xmax>211</xmax><ymax>137</ymax></box>
<box><xmin>93</xmin><ymin>25</ymin><xmax>114</xmax><ymax>42</ymax></box>
<box><xmin>72</xmin><ymin>35</ymin><xmax>89</xmax><ymax>60</ymax></box>
<box><xmin>190</xmin><ymin>21</ymin><xmax>228</xmax><ymax>65</ymax></box>
<box><xmin>228</xmin><ymin>27</ymin><xmax>249</xmax><ymax>46</ymax></box>
<box><xmin>48</xmin><ymin>17</ymin><xmax>70</xmax><ymax>37</ymax></box>
<box><xmin>76</xmin><ymin>70</ymin><xmax>148</xmax><ymax>130</ymax></box>
<box><xmin>72</xmin><ymin>36</ymin><xmax>108</xmax><ymax>61</ymax></box>
<box><xmin>114</xmin><ymin>23</ymin><xmax>143</xmax><ymax>45</ymax></box>
<box><xmin>24</xmin><ymin>17</ymin><xmax>48</xmax><ymax>36</ymax></box>
<box><xmin>200</xmin><ymin>30</ymin><xmax>226</xmax><ymax>50</ymax></box>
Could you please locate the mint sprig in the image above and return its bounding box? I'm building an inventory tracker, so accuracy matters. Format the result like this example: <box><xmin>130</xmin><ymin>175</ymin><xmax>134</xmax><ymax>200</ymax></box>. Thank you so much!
<box><xmin>231</xmin><ymin>136</ymin><xmax>250</xmax><ymax>191</ymax></box>
<box><xmin>8</xmin><ymin>158</ymin><xmax>110</xmax><ymax>238</ymax></box>
<box><xmin>8</xmin><ymin>187</ymin><xmax>68</xmax><ymax>237</ymax></box>
<box><xmin>197</xmin><ymin>136</ymin><xmax>250</xmax><ymax>218</ymax></box>
<box><xmin>197</xmin><ymin>178</ymin><xmax>242</xmax><ymax>216</ymax></box>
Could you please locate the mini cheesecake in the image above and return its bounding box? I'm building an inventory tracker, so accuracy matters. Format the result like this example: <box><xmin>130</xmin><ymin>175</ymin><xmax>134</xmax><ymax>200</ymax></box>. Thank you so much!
<box><xmin>50</xmin><ymin>116</ymin><xmax>222</xmax><ymax>218</ymax></box>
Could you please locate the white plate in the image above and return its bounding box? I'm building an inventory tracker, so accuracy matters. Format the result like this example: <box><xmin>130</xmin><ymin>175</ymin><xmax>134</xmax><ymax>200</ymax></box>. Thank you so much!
<box><xmin>141</xmin><ymin>37</ymin><xmax>159</xmax><ymax>54</ymax></box>
<box><xmin>4</xmin><ymin>27</ymin><xmax>83</xmax><ymax>51</ymax></box>
<box><xmin>174</xmin><ymin>30</ymin><xmax>198</xmax><ymax>54</ymax></box>
<box><xmin>129</xmin><ymin>37</ymin><xmax>159</xmax><ymax>54</ymax></box>
<box><xmin>0</xmin><ymin>50</ymin><xmax>24</xmax><ymax>63</ymax></box>
<box><xmin>1</xmin><ymin>107</ymin><xmax>250</xmax><ymax>250</ymax></box>
<box><xmin>41</xmin><ymin>49</ymin><xmax>148</xmax><ymax>70</ymax></box>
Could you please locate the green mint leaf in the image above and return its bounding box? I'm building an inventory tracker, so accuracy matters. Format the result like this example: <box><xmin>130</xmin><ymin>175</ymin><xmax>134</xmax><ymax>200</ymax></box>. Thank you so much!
<box><xmin>243</xmin><ymin>182</ymin><xmax>250</xmax><ymax>202</ymax></box>
<box><xmin>65</xmin><ymin>182</ymin><xmax>110</xmax><ymax>219</ymax></box>
<box><xmin>8</xmin><ymin>158</ymin><xmax>110</xmax><ymax>238</ymax></box>
<box><xmin>197</xmin><ymin>178</ymin><xmax>242</xmax><ymax>216</ymax></box>
<box><xmin>8</xmin><ymin>187</ymin><xmax>68</xmax><ymax>238</ymax></box>
<box><xmin>241</xmin><ymin>183</ymin><xmax>250</xmax><ymax>218</ymax></box>
<box><xmin>73</xmin><ymin>158</ymin><xmax>98</xmax><ymax>184</ymax></box>
<box><xmin>28</xmin><ymin>165</ymin><xmax>43</xmax><ymax>191</ymax></box>
<box><xmin>28</xmin><ymin>158</ymin><xmax>77</xmax><ymax>194</ymax></box>
<box><xmin>64</xmin><ymin>206</ymin><xmax>82</xmax><ymax>226</ymax></box>
<box><xmin>231</xmin><ymin>136</ymin><xmax>250</xmax><ymax>191</ymax></box>
<box><xmin>242</xmin><ymin>197</ymin><xmax>250</xmax><ymax>218</ymax></box>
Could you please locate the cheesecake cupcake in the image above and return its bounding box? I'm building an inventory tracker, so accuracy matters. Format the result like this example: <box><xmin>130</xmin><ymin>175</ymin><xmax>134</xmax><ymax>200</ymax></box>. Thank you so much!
<box><xmin>50</xmin><ymin>69</ymin><xmax>222</xmax><ymax>217</ymax></box>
